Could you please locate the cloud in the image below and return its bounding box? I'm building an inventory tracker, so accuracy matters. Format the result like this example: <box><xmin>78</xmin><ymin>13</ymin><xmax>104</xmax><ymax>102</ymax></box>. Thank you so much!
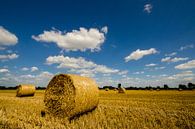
<box><xmin>175</xmin><ymin>60</ymin><xmax>195</xmax><ymax>70</ymax></box>
<box><xmin>46</xmin><ymin>55</ymin><xmax>96</xmax><ymax>69</ymax></box>
<box><xmin>32</xmin><ymin>26</ymin><xmax>107</xmax><ymax>52</ymax></box>
<box><xmin>0</xmin><ymin>68</ymin><xmax>9</xmax><ymax>73</ymax></box>
<box><xmin>93</xmin><ymin>65</ymin><xmax>119</xmax><ymax>74</ymax></box>
<box><xmin>101</xmin><ymin>26</ymin><xmax>108</xmax><ymax>34</ymax></box>
<box><xmin>159</xmin><ymin>74</ymin><xmax>168</xmax><ymax>77</ymax></box>
<box><xmin>179</xmin><ymin>44</ymin><xmax>194</xmax><ymax>51</ymax></box>
<box><xmin>21</xmin><ymin>66</ymin><xmax>39</xmax><ymax>72</ymax></box>
<box><xmin>165</xmin><ymin>52</ymin><xmax>177</xmax><ymax>57</ymax></box>
<box><xmin>0</xmin><ymin>26</ymin><xmax>18</xmax><ymax>46</ymax></box>
<box><xmin>161</xmin><ymin>57</ymin><xmax>189</xmax><ymax>63</ymax></box>
<box><xmin>18</xmin><ymin>71</ymin><xmax>53</xmax><ymax>86</ymax></box>
<box><xmin>31</xmin><ymin>67</ymin><xmax>39</xmax><ymax>72</ymax></box>
<box><xmin>118</xmin><ymin>70</ymin><xmax>128</xmax><ymax>75</ymax></box>
<box><xmin>21</xmin><ymin>67</ymin><xmax>29</xmax><ymax>71</ymax></box>
<box><xmin>166</xmin><ymin>71</ymin><xmax>195</xmax><ymax>81</ymax></box>
<box><xmin>46</xmin><ymin>55</ymin><xmax>120</xmax><ymax>77</ymax></box>
<box><xmin>103</xmin><ymin>73</ymin><xmax>111</xmax><ymax>77</ymax></box>
<box><xmin>125</xmin><ymin>48</ymin><xmax>158</xmax><ymax>62</ymax></box>
<box><xmin>133</xmin><ymin>71</ymin><xmax>144</xmax><ymax>74</ymax></box>
<box><xmin>68</xmin><ymin>68</ymin><xmax>95</xmax><ymax>77</ymax></box>
<box><xmin>0</xmin><ymin>53</ymin><xmax>19</xmax><ymax>61</ymax></box>
<box><xmin>173</xmin><ymin>71</ymin><xmax>194</xmax><ymax>78</ymax></box>
<box><xmin>145</xmin><ymin>66</ymin><xmax>165</xmax><ymax>71</ymax></box>
<box><xmin>183</xmin><ymin>77</ymin><xmax>195</xmax><ymax>82</ymax></box>
<box><xmin>0</xmin><ymin>71</ymin><xmax>54</xmax><ymax>87</ymax></box>
<box><xmin>145</xmin><ymin>63</ymin><xmax>157</xmax><ymax>67</ymax></box>
<box><xmin>144</xmin><ymin>4</ymin><xmax>153</xmax><ymax>14</ymax></box>
<box><xmin>37</xmin><ymin>71</ymin><xmax>53</xmax><ymax>79</ymax></box>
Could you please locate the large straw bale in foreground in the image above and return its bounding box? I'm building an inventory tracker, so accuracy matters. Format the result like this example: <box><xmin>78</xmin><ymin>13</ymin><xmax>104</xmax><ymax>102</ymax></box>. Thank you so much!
<box><xmin>16</xmin><ymin>84</ymin><xmax>36</xmax><ymax>97</ymax></box>
<box><xmin>44</xmin><ymin>74</ymin><xmax>99</xmax><ymax>119</ymax></box>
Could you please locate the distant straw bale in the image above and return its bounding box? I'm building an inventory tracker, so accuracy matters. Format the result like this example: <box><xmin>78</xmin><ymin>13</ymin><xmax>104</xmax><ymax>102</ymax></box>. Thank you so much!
<box><xmin>118</xmin><ymin>87</ymin><xmax>126</xmax><ymax>93</ymax></box>
<box><xmin>118</xmin><ymin>83</ymin><xmax>126</xmax><ymax>93</ymax></box>
<box><xmin>178</xmin><ymin>88</ymin><xmax>183</xmax><ymax>91</ymax></box>
<box><xmin>105</xmin><ymin>88</ymin><xmax>109</xmax><ymax>91</ymax></box>
<box><xmin>113</xmin><ymin>88</ymin><xmax>117</xmax><ymax>91</ymax></box>
<box><xmin>44</xmin><ymin>74</ymin><xmax>99</xmax><ymax>119</ymax></box>
<box><xmin>16</xmin><ymin>84</ymin><xmax>36</xmax><ymax>97</ymax></box>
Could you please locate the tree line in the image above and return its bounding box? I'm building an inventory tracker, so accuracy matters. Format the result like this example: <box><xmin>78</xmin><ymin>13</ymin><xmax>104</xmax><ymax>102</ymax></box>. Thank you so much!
<box><xmin>100</xmin><ymin>82</ymin><xmax>195</xmax><ymax>90</ymax></box>
<box><xmin>0</xmin><ymin>82</ymin><xmax>195</xmax><ymax>90</ymax></box>
<box><xmin>0</xmin><ymin>86</ymin><xmax>46</xmax><ymax>90</ymax></box>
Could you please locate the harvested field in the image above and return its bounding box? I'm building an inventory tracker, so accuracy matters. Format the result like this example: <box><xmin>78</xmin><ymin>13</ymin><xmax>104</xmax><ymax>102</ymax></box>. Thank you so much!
<box><xmin>0</xmin><ymin>90</ymin><xmax>195</xmax><ymax>129</ymax></box>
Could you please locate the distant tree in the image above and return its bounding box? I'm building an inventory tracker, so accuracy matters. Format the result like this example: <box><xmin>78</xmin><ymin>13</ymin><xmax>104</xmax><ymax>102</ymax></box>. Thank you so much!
<box><xmin>178</xmin><ymin>84</ymin><xmax>187</xmax><ymax>90</ymax></box>
<box><xmin>126</xmin><ymin>86</ymin><xmax>138</xmax><ymax>90</ymax></box>
<box><xmin>103</xmin><ymin>86</ymin><xmax>115</xmax><ymax>90</ymax></box>
<box><xmin>157</xmin><ymin>86</ymin><xmax>160</xmax><ymax>89</ymax></box>
<box><xmin>118</xmin><ymin>83</ymin><xmax>121</xmax><ymax>88</ymax></box>
<box><xmin>163</xmin><ymin>84</ymin><xmax>169</xmax><ymax>90</ymax></box>
<box><xmin>0</xmin><ymin>86</ymin><xmax>6</xmax><ymax>90</ymax></box>
<box><xmin>187</xmin><ymin>83</ymin><xmax>195</xmax><ymax>89</ymax></box>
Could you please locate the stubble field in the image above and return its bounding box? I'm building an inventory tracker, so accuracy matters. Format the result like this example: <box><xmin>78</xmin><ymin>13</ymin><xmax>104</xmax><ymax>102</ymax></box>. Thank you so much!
<box><xmin>0</xmin><ymin>90</ymin><xmax>195</xmax><ymax>129</ymax></box>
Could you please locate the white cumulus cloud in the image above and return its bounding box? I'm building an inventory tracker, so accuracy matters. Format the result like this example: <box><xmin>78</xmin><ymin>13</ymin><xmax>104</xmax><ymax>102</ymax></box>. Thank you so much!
<box><xmin>165</xmin><ymin>52</ymin><xmax>177</xmax><ymax>57</ymax></box>
<box><xmin>125</xmin><ymin>48</ymin><xmax>158</xmax><ymax>62</ymax></box>
<box><xmin>46</xmin><ymin>55</ymin><xmax>120</xmax><ymax>77</ymax></box>
<box><xmin>17</xmin><ymin>71</ymin><xmax>53</xmax><ymax>87</ymax></box>
<box><xmin>118</xmin><ymin>70</ymin><xmax>128</xmax><ymax>75</ymax></box>
<box><xmin>0</xmin><ymin>53</ymin><xmax>19</xmax><ymax>61</ymax></box>
<box><xmin>165</xmin><ymin>71</ymin><xmax>195</xmax><ymax>82</ymax></box>
<box><xmin>175</xmin><ymin>60</ymin><xmax>195</xmax><ymax>70</ymax></box>
<box><xmin>32</xmin><ymin>26</ymin><xmax>107</xmax><ymax>52</ymax></box>
<box><xmin>161</xmin><ymin>57</ymin><xmax>189</xmax><ymax>63</ymax></box>
<box><xmin>179</xmin><ymin>44</ymin><xmax>194</xmax><ymax>51</ymax></box>
<box><xmin>0</xmin><ymin>26</ymin><xmax>18</xmax><ymax>46</ymax></box>
<box><xmin>133</xmin><ymin>71</ymin><xmax>144</xmax><ymax>74</ymax></box>
<box><xmin>101</xmin><ymin>26</ymin><xmax>108</xmax><ymax>34</ymax></box>
<box><xmin>144</xmin><ymin>4</ymin><xmax>153</xmax><ymax>14</ymax></box>
<box><xmin>21</xmin><ymin>66</ymin><xmax>39</xmax><ymax>72</ymax></box>
<box><xmin>46</xmin><ymin>55</ymin><xmax>96</xmax><ymax>69</ymax></box>
<box><xmin>21</xmin><ymin>67</ymin><xmax>29</xmax><ymax>71</ymax></box>
<box><xmin>145</xmin><ymin>63</ymin><xmax>157</xmax><ymax>67</ymax></box>
<box><xmin>31</xmin><ymin>67</ymin><xmax>39</xmax><ymax>72</ymax></box>
<box><xmin>0</xmin><ymin>68</ymin><xmax>9</xmax><ymax>73</ymax></box>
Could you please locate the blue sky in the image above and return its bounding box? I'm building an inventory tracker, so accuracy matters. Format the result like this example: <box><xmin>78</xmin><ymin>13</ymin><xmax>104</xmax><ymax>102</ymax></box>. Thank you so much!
<box><xmin>0</xmin><ymin>0</ymin><xmax>195</xmax><ymax>87</ymax></box>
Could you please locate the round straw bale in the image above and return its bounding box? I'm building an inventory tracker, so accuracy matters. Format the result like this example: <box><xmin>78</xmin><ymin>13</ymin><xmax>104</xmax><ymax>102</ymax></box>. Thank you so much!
<box><xmin>44</xmin><ymin>74</ymin><xmax>99</xmax><ymax>119</ymax></box>
<box><xmin>118</xmin><ymin>83</ymin><xmax>126</xmax><ymax>93</ymax></box>
<box><xmin>105</xmin><ymin>88</ymin><xmax>109</xmax><ymax>91</ymax></box>
<box><xmin>113</xmin><ymin>88</ymin><xmax>117</xmax><ymax>91</ymax></box>
<box><xmin>178</xmin><ymin>88</ymin><xmax>183</xmax><ymax>91</ymax></box>
<box><xmin>16</xmin><ymin>84</ymin><xmax>36</xmax><ymax>97</ymax></box>
<box><xmin>118</xmin><ymin>87</ymin><xmax>126</xmax><ymax>93</ymax></box>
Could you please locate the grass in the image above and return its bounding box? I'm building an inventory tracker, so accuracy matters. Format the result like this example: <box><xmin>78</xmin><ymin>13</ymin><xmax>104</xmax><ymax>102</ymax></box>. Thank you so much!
<box><xmin>0</xmin><ymin>90</ymin><xmax>195</xmax><ymax>129</ymax></box>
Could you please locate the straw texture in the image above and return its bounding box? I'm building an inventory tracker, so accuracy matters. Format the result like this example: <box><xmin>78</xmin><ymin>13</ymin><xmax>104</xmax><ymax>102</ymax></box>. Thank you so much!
<box><xmin>44</xmin><ymin>74</ymin><xmax>99</xmax><ymax>119</ymax></box>
<box><xmin>16</xmin><ymin>84</ymin><xmax>36</xmax><ymax>97</ymax></box>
